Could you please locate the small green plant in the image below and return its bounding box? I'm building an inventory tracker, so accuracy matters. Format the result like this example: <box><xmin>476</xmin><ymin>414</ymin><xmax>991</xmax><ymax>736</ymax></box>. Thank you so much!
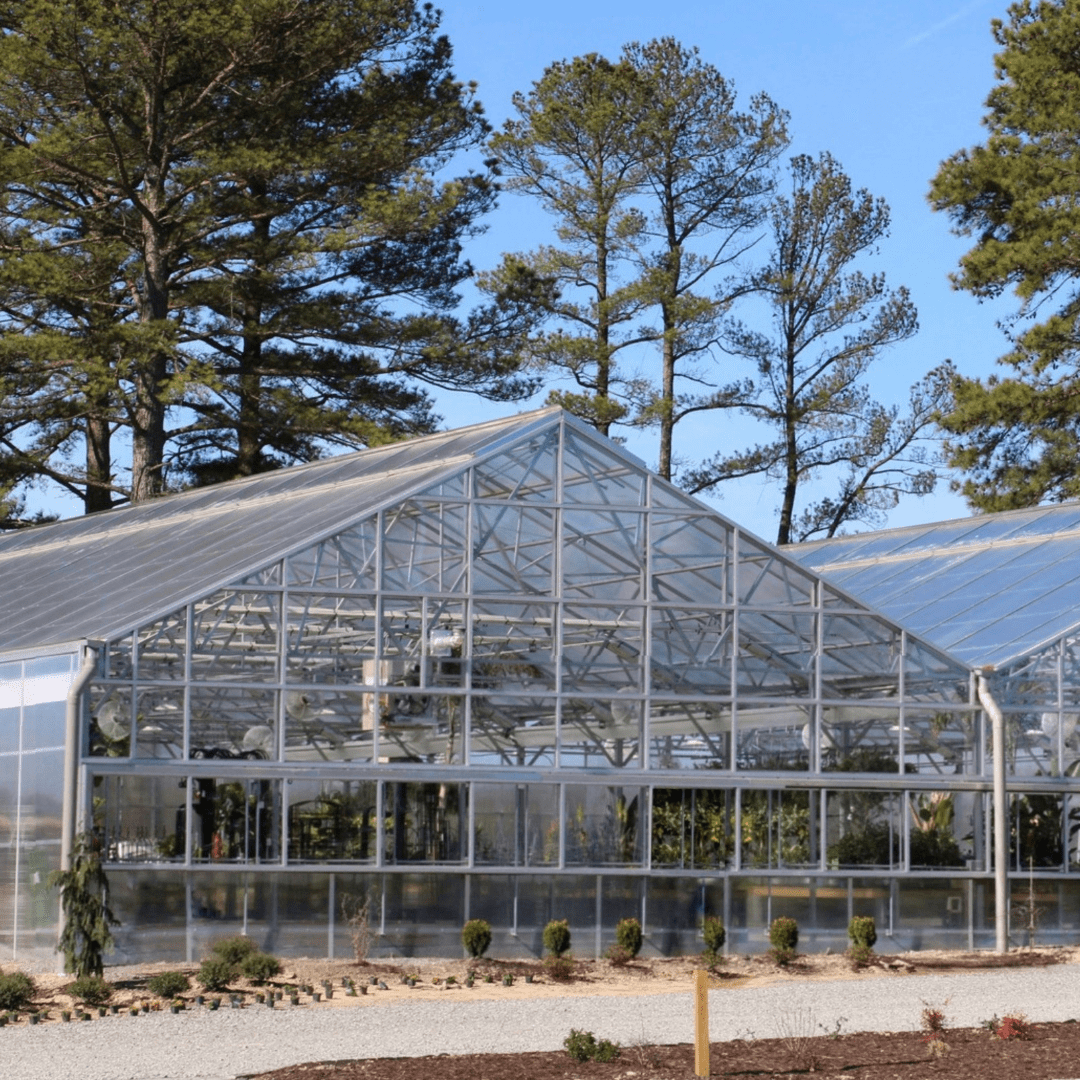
<box><xmin>240</xmin><ymin>951</ymin><xmax>281</xmax><ymax>984</ymax></box>
<box><xmin>614</xmin><ymin>917</ymin><xmax>643</xmax><ymax>959</ymax></box>
<box><xmin>848</xmin><ymin>942</ymin><xmax>874</xmax><ymax>969</ymax></box>
<box><xmin>921</xmin><ymin>1000</ymin><xmax>950</xmax><ymax>1057</ymax></box>
<box><xmin>210</xmin><ymin>936</ymin><xmax>258</xmax><ymax>966</ymax></box>
<box><xmin>564</xmin><ymin>1028</ymin><xmax>620</xmax><ymax>1063</ymax></box>
<box><xmin>702</xmin><ymin>915</ymin><xmax>726</xmax><ymax>960</ymax></box>
<box><xmin>543</xmin><ymin>953</ymin><xmax>575</xmax><ymax>980</ymax></box>
<box><xmin>769</xmin><ymin>916</ymin><xmax>798</xmax><ymax>965</ymax></box>
<box><xmin>147</xmin><ymin>971</ymin><xmax>191</xmax><ymax>998</ymax></box>
<box><xmin>0</xmin><ymin>972</ymin><xmax>34</xmax><ymax>1011</ymax></box>
<box><xmin>196</xmin><ymin>956</ymin><xmax>235</xmax><ymax>992</ymax></box>
<box><xmin>48</xmin><ymin>833</ymin><xmax>119</xmax><ymax>978</ymax></box>
<box><xmin>461</xmin><ymin>918</ymin><xmax>493</xmax><ymax>959</ymax></box>
<box><xmin>543</xmin><ymin>918</ymin><xmax>571</xmax><ymax>957</ymax></box>
<box><xmin>69</xmin><ymin>975</ymin><xmax>112</xmax><ymax>1006</ymax></box>
<box><xmin>847</xmin><ymin>915</ymin><xmax>876</xmax><ymax>949</ymax></box>
<box><xmin>502</xmin><ymin>972</ymin><xmax>514</xmax><ymax>986</ymax></box>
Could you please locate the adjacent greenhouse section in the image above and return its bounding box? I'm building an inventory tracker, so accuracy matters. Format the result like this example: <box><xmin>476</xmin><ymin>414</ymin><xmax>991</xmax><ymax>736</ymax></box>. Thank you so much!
<box><xmin>3</xmin><ymin>409</ymin><xmax>1080</xmax><ymax>964</ymax></box>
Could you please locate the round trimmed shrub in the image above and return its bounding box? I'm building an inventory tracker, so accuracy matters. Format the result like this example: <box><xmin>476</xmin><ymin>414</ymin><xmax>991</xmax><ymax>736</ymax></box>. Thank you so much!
<box><xmin>210</xmin><ymin>935</ymin><xmax>258</xmax><ymax>966</ymax></box>
<box><xmin>702</xmin><ymin>915</ymin><xmax>726</xmax><ymax>954</ymax></box>
<box><xmin>461</xmin><ymin>918</ymin><xmax>493</xmax><ymax>959</ymax></box>
<box><xmin>69</xmin><ymin>975</ymin><xmax>112</xmax><ymax>1005</ymax></box>
<box><xmin>769</xmin><ymin>916</ymin><xmax>799</xmax><ymax>952</ymax></box>
<box><xmin>542</xmin><ymin>918</ymin><xmax>571</xmax><ymax>957</ymax></box>
<box><xmin>0</xmin><ymin>972</ymin><xmax>34</xmax><ymax>1011</ymax></box>
<box><xmin>848</xmin><ymin>915</ymin><xmax>877</xmax><ymax>950</ymax></box>
<box><xmin>240</xmin><ymin>951</ymin><xmax>281</xmax><ymax>985</ymax></box>
<box><xmin>614</xmin><ymin>917</ymin><xmax>643</xmax><ymax>959</ymax></box>
<box><xmin>147</xmin><ymin>971</ymin><xmax>191</xmax><ymax>999</ymax></box>
<box><xmin>196</xmin><ymin>956</ymin><xmax>235</xmax><ymax>992</ymax></box>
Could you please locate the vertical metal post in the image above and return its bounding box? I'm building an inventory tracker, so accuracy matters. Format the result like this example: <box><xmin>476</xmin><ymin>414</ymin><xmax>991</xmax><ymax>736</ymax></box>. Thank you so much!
<box><xmin>328</xmin><ymin>874</ymin><xmax>336</xmax><ymax>959</ymax></box>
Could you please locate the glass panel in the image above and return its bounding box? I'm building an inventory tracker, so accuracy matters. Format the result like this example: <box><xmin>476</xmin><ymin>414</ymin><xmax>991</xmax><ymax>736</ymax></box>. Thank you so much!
<box><xmin>735</xmin><ymin>703</ymin><xmax>810</xmax><ymax>771</ymax></box>
<box><xmin>563</xmin><ymin>784</ymin><xmax>645</xmax><ymax>866</ymax></box>
<box><xmin>16</xmin><ymin>749</ymin><xmax>63</xmax><ymax>845</ymax></box>
<box><xmin>22</xmin><ymin>699</ymin><xmax>65</xmax><ymax>751</ymax></box>
<box><xmin>238</xmin><ymin>561</ymin><xmax>282</xmax><ymax>587</ymax></box>
<box><xmin>378</xmin><ymin>692</ymin><xmax>464</xmax><ymax>764</ymax></box>
<box><xmin>561</xmin><ymin>604</ymin><xmax>644</xmax><ymax>693</ymax></box>
<box><xmin>904</xmin><ymin>709</ymin><xmax>980</xmax><ymax>777</ymax></box>
<box><xmin>473</xmin><ymin>782</ymin><xmax>559</xmax><ymax>867</ymax></box>
<box><xmin>24</xmin><ymin>655</ymin><xmax>75</xmax><ymax>700</ymax></box>
<box><xmin>561</xmin><ymin>697</ymin><xmax>641</xmax><ymax>769</ymax></box>
<box><xmin>286</xmin><ymin>516</ymin><xmax>378</xmax><ymax>589</ymax></box>
<box><xmin>98</xmin><ymin>774</ymin><xmax>186</xmax><ymax>862</ymax></box>
<box><xmin>382</xmin><ymin>501</ymin><xmax>468</xmax><ymax>593</ymax></box>
<box><xmin>133</xmin><ymin>686</ymin><xmax>185</xmax><ymax>759</ymax></box>
<box><xmin>189</xmin><ymin>685</ymin><xmax>277</xmax><ymax>759</ymax></box>
<box><xmin>820</xmin><ymin>614</ymin><xmax>900</xmax><ymax>695</ymax></box>
<box><xmin>469</xmin><ymin>694</ymin><xmax>555</xmax><ymax>767</ymax></box>
<box><xmin>649</xmin><ymin>513</ymin><xmax>732</xmax><ymax>604</ymax></box>
<box><xmin>739</xmin><ymin>788</ymin><xmax>817</xmax><ymax>869</ymax></box>
<box><xmin>562</xmin><ymin>430</ymin><xmax>646</xmax><ymax>506</ymax></box>
<box><xmin>473</xmin><ymin>429</ymin><xmax>557</xmax><ymax>502</ymax></box>
<box><xmin>0</xmin><ymin>707</ymin><xmax>18</xmax><ymax>755</ymax></box>
<box><xmin>650</xmin><ymin>607</ymin><xmax>733</xmax><ymax>695</ymax></box>
<box><xmin>561</xmin><ymin>509</ymin><xmax>645</xmax><ymax>600</ymax></box>
<box><xmin>907</xmin><ymin>790</ymin><xmax>972</xmax><ymax>870</ymax></box>
<box><xmin>382</xmin><ymin>781</ymin><xmax>467</xmax><ymax>864</ymax></box>
<box><xmin>286</xmin><ymin>779</ymin><xmax>377</xmax><ymax>863</ymax></box>
<box><xmin>136</xmin><ymin>607</ymin><xmax>186</xmax><ymax>681</ymax></box>
<box><xmin>472</xmin><ymin>504</ymin><xmax>554</xmax><ymax>595</ymax></box>
<box><xmin>651</xmin><ymin>788</ymin><xmax>733</xmax><ymax>869</ymax></box>
<box><xmin>826</xmin><ymin>789</ymin><xmax>902</xmax><ymax>869</ymax></box>
<box><xmin>737</xmin><ymin>538</ymin><xmax>814</xmax><ymax>607</ymax></box>
<box><xmin>471</xmin><ymin>601</ymin><xmax>557</xmax><ymax>694</ymax></box>
<box><xmin>285</xmin><ymin>592</ymin><xmax>377</xmax><ymax>684</ymax></box>
<box><xmin>648</xmin><ymin>700</ymin><xmax>730</xmax><ymax>769</ymax></box>
<box><xmin>191</xmin><ymin>777</ymin><xmax>281</xmax><ymax>864</ymax></box>
<box><xmin>191</xmin><ymin>590</ymin><xmax>280</xmax><ymax>683</ymax></box>
<box><xmin>820</xmin><ymin>708</ymin><xmax>900</xmax><ymax>772</ymax></box>
<box><xmin>283</xmin><ymin>689</ymin><xmax>373</xmax><ymax>762</ymax></box>
<box><xmin>1011</xmin><ymin>792</ymin><xmax>1064</xmax><ymax>870</ymax></box>
<box><xmin>994</xmin><ymin>710</ymin><xmax>1047</xmax><ymax>776</ymax></box>
<box><xmin>106</xmin><ymin>636</ymin><xmax>134</xmax><ymax>680</ymax></box>
<box><xmin>736</xmin><ymin>612</ymin><xmax>816</xmax><ymax>697</ymax></box>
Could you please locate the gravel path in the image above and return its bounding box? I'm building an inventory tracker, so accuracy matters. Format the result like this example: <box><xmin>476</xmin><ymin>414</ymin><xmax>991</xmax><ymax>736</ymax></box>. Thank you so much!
<box><xmin>5</xmin><ymin>966</ymin><xmax>1080</xmax><ymax>1080</ymax></box>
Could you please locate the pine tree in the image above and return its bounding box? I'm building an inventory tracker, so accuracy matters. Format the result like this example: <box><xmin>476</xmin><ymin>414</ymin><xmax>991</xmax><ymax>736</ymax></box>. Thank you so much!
<box><xmin>929</xmin><ymin>0</ymin><xmax>1080</xmax><ymax>509</ymax></box>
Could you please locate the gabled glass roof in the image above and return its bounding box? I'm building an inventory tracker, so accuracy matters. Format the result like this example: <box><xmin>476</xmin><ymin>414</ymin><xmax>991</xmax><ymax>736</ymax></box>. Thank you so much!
<box><xmin>0</xmin><ymin>409</ymin><xmax>570</xmax><ymax>652</ymax></box>
<box><xmin>791</xmin><ymin>503</ymin><xmax>1080</xmax><ymax>668</ymax></box>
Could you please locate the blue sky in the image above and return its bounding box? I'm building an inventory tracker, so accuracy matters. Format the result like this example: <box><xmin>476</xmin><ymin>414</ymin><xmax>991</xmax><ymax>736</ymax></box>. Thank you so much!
<box><xmin>432</xmin><ymin>0</ymin><xmax>1016</xmax><ymax>541</ymax></box>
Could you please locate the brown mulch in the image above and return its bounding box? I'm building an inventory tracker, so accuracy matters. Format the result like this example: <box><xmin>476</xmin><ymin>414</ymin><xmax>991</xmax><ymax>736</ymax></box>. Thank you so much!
<box><xmin>245</xmin><ymin>1022</ymin><xmax>1080</xmax><ymax>1080</ymax></box>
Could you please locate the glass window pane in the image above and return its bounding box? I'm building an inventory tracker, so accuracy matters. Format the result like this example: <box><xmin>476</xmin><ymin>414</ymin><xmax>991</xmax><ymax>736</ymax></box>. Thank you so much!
<box><xmin>563</xmin><ymin>784</ymin><xmax>644</xmax><ymax>866</ymax></box>
<box><xmin>651</xmin><ymin>788</ymin><xmax>733</xmax><ymax>869</ymax></box>
<box><xmin>561</xmin><ymin>697</ymin><xmax>641</xmax><ymax>769</ymax></box>
<box><xmin>98</xmin><ymin>773</ymin><xmax>186</xmax><ymax>862</ymax></box>
<box><xmin>826</xmin><ymin>789</ymin><xmax>901</xmax><ymax>869</ymax></box>
<box><xmin>286</xmin><ymin>517</ymin><xmax>378</xmax><ymax>590</ymax></box>
<box><xmin>382</xmin><ymin>782</ymin><xmax>467</xmax><ymax>864</ymax></box>
<box><xmin>191</xmin><ymin>591</ymin><xmax>280</xmax><ymax>683</ymax></box>
<box><xmin>285</xmin><ymin>593</ymin><xmax>377</xmax><ymax>684</ymax></box>
<box><xmin>286</xmin><ymin>779</ymin><xmax>377</xmax><ymax>863</ymax></box>
<box><xmin>191</xmin><ymin>777</ymin><xmax>281</xmax><ymax>864</ymax></box>
<box><xmin>739</xmin><ymin>788</ymin><xmax>817</xmax><ymax>869</ymax></box>
<box><xmin>561</xmin><ymin>510</ymin><xmax>644</xmax><ymax>601</ymax></box>
<box><xmin>473</xmin><ymin>782</ymin><xmax>558</xmax><ymax>867</ymax></box>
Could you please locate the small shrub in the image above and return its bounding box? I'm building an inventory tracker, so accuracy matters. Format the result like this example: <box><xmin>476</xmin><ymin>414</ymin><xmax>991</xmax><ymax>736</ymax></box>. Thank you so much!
<box><xmin>147</xmin><ymin>971</ymin><xmax>190</xmax><ymax>999</ymax></box>
<box><xmin>543</xmin><ymin>918</ymin><xmax>571</xmax><ymax>957</ymax></box>
<box><xmin>69</xmin><ymin>975</ymin><xmax>112</xmax><ymax>1006</ymax></box>
<box><xmin>988</xmin><ymin>1013</ymin><xmax>1035</xmax><ymax>1041</ymax></box>
<box><xmin>543</xmin><ymin>954</ymin><xmax>575</xmax><ymax>981</ymax></box>
<box><xmin>847</xmin><ymin>915</ymin><xmax>876</xmax><ymax>950</ymax></box>
<box><xmin>210</xmin><ymin>936</ymin><xmax>258</xmax><ymax>966</ymax></box>
<box><xmin>614</xmin><ymin>917</ymin><xmax>643</xmax><ymax>959</ymax></box>
<box><xmin>240</xmin><ymin>951</ymin><xmax>281</xmax><ymax>984</ymax></box>
<box><xmin>848</xmin><ymin>942</ymin><xmax>874</xmax><ymax>969</ymax></box>
<box><xmin>461</xmin><ymin>918</ymin><xmax>493</xmax><ymax>959</ymax></box>
<box><xmin>0</xmin><ymin>972</ymin><xmax>34</xmax><ymax>1011</ymax></box>
<box><xmin>769</xmin><ymin>916</ymin><xmax>798</xmax><ymax>964</ymax></box>
<box><xmin>702</xmin><ymin>915</ymin><xmax>726</xmax><ymax>956</ymax></box>
<box><xmin>196</xmin><ymin>956</ymin><xmax>235</xmax><ymax>992</ymax></box>
<box><xmin>605</xmin><ymin>944</ymin><xmax>634</xmax><ymax>966</ymax></box>
<box><xmin>564</xmin><ymin>1028</ymin><xmax>621</xmax><ymax>1063</ymax></box>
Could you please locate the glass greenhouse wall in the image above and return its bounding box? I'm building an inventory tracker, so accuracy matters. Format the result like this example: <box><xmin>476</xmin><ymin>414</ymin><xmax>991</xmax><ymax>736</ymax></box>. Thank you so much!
<box><xmin>4</xmin><ymin>409</ymin><xmax>1080</xmax><ymax>963</ymax></box>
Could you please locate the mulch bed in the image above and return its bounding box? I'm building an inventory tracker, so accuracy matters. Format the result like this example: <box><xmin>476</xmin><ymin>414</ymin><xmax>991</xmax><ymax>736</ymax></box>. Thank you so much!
<box><xmin>245</xmin><ymin>1021</ymin><xmax>1080</xmax><ymax>1080</ymax></box>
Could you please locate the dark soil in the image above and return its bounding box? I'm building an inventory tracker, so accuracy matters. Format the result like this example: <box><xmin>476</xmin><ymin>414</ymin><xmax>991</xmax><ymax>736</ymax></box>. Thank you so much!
<box><xmin>244</xmin><ymin>1021</ymin><xmax>1080</xmax><ymax>1080</ymax></box>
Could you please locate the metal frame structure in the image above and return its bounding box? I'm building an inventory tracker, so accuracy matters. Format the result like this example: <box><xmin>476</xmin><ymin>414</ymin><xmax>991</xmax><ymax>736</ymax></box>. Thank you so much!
<box><xmin>1</xmin><ymin>408</ymin><xmax>1079</xmax><ymax>963</ymax></box>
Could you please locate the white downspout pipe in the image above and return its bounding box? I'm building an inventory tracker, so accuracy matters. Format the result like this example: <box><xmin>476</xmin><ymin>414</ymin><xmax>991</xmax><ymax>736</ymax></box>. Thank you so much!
<box><xmin>977</xmin><ymin>672</ymin><xmax>1008</xmax><ymax>954</ymax></box>
<box><xmin>61</xmin><ymin>646</ymin><xmax>98</xmax><ymax>873</ymax></box>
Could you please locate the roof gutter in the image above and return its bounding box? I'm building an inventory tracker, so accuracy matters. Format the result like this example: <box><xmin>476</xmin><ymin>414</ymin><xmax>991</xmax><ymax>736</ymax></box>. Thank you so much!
<box><xmin>976</xmin><ymin>672</ymin><xmax>1008</xmax><ymax>954</ymax></box>
<box><xmin>61</xmin><ymin>645</ymin><xmax>98</xmax><ymax>873</ymax></box>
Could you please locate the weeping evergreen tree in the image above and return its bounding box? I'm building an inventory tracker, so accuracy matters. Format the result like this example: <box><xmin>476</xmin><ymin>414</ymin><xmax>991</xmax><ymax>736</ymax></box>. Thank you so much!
<box><xmin>48</xmin><ymin>833</ymin><xmax>119</xmax><ymax>978</ymax></box>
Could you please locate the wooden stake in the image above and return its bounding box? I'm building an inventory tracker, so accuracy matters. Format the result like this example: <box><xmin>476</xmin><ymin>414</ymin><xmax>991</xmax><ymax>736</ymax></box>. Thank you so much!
<box><xmin>694</xmin><ymin>968</ymin><xmax>709</xmax><ymax>1077</ymax></box>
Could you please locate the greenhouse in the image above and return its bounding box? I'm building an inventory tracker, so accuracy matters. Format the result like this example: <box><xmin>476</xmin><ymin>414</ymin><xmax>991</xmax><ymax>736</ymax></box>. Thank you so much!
<box><xmin>0</xmin><ymin>406</ymin><xmax>1077</xmax><ymax>965</ymax></box>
